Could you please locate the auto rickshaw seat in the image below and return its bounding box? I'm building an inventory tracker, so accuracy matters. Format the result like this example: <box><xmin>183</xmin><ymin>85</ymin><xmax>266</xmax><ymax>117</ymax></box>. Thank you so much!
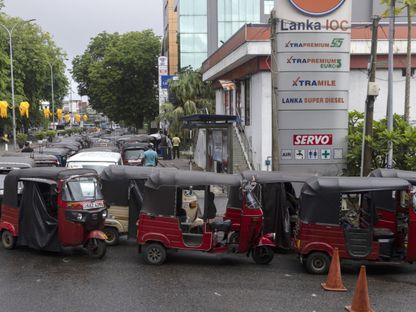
<box><xmin>373</xmin><ymin>227</ymin><xmax>394</xmax><ymax>239</ymax></box>
<box><xmin>209</xmin><ymin>219</ymin><xmax>232</xmax><ymax>232</ymax></box>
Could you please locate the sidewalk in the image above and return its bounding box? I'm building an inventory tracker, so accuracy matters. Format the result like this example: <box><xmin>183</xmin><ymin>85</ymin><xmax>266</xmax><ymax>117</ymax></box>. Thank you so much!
<box><xmin>158</xmin><ymin>158</ymin><xmax>203</xmax><ymax>171</ymax></box>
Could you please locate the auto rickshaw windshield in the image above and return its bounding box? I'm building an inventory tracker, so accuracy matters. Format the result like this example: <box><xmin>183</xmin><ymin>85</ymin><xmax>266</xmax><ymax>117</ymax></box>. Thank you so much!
<box><xmin>62</xmin><ymin>176</ymin><xmax>103</xmax><ymax>203</ymax></box>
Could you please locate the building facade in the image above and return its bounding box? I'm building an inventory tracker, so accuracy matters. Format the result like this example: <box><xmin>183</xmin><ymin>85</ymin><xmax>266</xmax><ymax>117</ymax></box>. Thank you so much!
<box><xmin>162</xmin><ymin>0</ymin><xmax>179</xmax><ymax>75</ymax></box>
<box><xmin>165</xmin><ymin>0</ymin><xmax>273</xmax><ymax>70</ymax></box>
<box><xmin>201</xmin><ymin>24</ymin><xmax>416</xmax><ymax>173</ymax></box>
<box><xmin>163</xmin><ymin>0</ymin><xmax>411</xmax><ymax>71</ymax></box>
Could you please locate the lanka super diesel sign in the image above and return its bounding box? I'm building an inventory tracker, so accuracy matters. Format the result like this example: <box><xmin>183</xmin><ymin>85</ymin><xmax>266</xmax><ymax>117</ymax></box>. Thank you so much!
<box><xmin>293</xmin><ymin>134</ymin><xmax>333</xmax><ymax>146</ymax></box>
<box><xmin>289</xmin><ymin>0</ymin><xmax>346</xmax><ymax>16</ymax></box>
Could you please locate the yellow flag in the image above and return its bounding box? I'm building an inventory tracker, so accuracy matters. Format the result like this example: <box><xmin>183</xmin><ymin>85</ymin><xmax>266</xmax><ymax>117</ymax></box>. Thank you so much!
<box><xmin>0</xmin><ymin>101</ymin><xmax>8</xmax><ymax>118</ymax></box>
<box><xmin>75</xmin><ymin>113</ymin><xmax>81</xmax><ymax>123</ymax></box>
<box><xmin>43</xmin><ymin>107</ymin><xmax>51</xmax><ymax>119</ymax></box>
<box><xmin>19</xmin><ymin>101</ymin><xmax>30</xmax><ymax>118</ymax></box>
<box><xmin>57</xmin><ymin>108</ymin><xmax>63</xmax><ymax>120</ymax></box>
<box><xmin>83</xmin><ymin>114</ymin><xmax>88</xmax><ymax>122</ymax></box>
<box><xmin>64</xmin><ymin>113</ymin><xmax>71</xmax><ymax>123</ymax></box>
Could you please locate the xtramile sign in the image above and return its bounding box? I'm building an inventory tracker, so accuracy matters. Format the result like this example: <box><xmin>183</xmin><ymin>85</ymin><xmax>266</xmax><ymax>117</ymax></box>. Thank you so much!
<box><xmin>275</xmin><ymin>0</ymin><xmax>351</xmax><ymax>173</ymax></box>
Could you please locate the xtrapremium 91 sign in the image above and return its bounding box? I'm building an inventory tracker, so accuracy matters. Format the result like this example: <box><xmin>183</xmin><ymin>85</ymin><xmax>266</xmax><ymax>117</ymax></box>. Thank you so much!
<box><xmin>275</xmin><ymin>0</ymin><xmax>351</xmax><ymax>175</ymax></box>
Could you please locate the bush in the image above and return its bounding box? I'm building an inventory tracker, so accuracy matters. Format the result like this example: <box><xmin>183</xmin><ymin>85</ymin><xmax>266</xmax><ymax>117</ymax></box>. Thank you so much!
<box><xmin>16</xmin><ymin>133</ymin><xmax>28</xmax><ymax>147</ymax></box>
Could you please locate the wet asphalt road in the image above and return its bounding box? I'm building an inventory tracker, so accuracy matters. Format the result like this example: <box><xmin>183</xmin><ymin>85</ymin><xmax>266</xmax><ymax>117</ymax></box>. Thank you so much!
<box><xmin>0</xmin><ymin>238</ymin><xmax>415</xmax><ymax>312</ymax></box>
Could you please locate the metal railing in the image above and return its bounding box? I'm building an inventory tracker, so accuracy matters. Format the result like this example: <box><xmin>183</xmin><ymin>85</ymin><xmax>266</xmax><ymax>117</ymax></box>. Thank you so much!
<box><xmin>234</xmin><ymin>111</ymin><xmax>253</xmax><ymax>170</ymax></box>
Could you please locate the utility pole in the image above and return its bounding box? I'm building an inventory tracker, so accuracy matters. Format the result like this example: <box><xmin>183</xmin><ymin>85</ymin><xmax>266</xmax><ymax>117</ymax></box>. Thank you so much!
<box><xmin>362</xmin><ymin>16</ymin><xmax>380</xmax><ymax>177</ymax></box>
<box><xmin>386</xmin><ymin>0</ymin><xmax>395</xmax><ymax>168</ymax></box>
<box><xmin>270</xmin><ymin>9</ymin><xmax>280</xmax><ymax>171</ymax></box>
<box><xmin>404</xmin><ymin>4</ymin><xmax>411</xmax><ymax>122</ymax></box>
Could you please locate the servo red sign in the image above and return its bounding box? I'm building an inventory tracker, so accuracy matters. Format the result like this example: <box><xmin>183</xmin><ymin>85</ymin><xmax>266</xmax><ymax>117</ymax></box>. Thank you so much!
<box><xmin>293</xmin><ymin>134</ymin><xmax>333</xmax><ymax>145</ymax></box>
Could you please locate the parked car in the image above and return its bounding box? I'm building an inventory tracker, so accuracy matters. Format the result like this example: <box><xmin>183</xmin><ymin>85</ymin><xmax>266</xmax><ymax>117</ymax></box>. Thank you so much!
<box><xmin>66</xmin><ymin>151</ymin><xmax>122</xmax><ymax>174</ymax></box>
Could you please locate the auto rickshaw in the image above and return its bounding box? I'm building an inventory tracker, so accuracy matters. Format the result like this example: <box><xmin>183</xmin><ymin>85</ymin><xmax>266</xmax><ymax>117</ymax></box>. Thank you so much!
<box><xmin>0</xmin><ymin>156</ymin><xmax>35</xmax><ymax>199</ymax></box>
<box><xmin>137</xmin><ymin>170</ymin><xmax>276</xmax><ymax>265</ymax></box>
<box><xmin>294</xmin><ymin>176</ymin><xmax>414</xmax><ymax>274</ymax></box>
<box><xmin>120</xmin><ymin>142</ymin><xmax>148</xmax><ymax>166</ymax></box>
<box><xmin>0</xmin><ymin>168</ymin><xmax>108</xmax><ymax>258</ymax></box>
<box><xmin>100</xmin><ymin>166</ymin><xmax>175</xmax><ymax>245</ymax></box>
<box><xmin>239</xmin><ymin>171</ymin><xmax>312</xmax><ymax>249</ymax></box>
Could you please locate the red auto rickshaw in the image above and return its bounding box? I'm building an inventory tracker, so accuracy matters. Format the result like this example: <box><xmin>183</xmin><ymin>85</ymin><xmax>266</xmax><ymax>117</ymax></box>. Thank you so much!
<box><xmin>137</xmin><ymin>170</ymin><xmax>276</xmax><ymax>265</ymax></box>
<box><xmin>295</xmin><ymin>176</ymin><xmax>415</xmax><ymax>274</ymax></box>
<box><xmin>0</xmin><ymin>168</ymin><xmax>108</xmax><ymax>258</ymax></box>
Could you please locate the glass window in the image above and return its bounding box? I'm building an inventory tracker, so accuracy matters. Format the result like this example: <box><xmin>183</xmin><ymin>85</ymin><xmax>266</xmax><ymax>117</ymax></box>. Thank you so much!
<box><xmin>180</xmin><ymin>34</ymin><xmax>208</xmax><ymax>53</ymax></box>
<box><xmin>264</xmin><ymin>0</ymin><xmax>274</xmax><ymax>14</ymax></box>
<box><xmin>217</xmin><ymin>0</ymin><xmax>260</xmax><ymax>45</ymax></box>
<box><xmin>62</xmin><ymin>176</ymin><xmax>103</xmax><ymax>202</ymax></box>
<box><xmin>180</xmin><ymin>0</ymin><xmax>206</xmax><ymax>15</ymax></box>
<box><xmin>180</xmin><ymin>16</ymin><xmax>207</xmax><ymax>33</ymax></box>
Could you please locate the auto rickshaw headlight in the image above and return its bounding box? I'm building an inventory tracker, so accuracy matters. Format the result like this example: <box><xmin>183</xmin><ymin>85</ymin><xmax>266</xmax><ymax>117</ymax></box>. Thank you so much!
<box><xmin>102</xmin><ymin>210</ymin><xmax>108</xmax><ymax>218</ymax></box>
<box><xmin>76</xmin><ymin>213</ymin><xmax>83</xmax><ymax>221</ymax></box>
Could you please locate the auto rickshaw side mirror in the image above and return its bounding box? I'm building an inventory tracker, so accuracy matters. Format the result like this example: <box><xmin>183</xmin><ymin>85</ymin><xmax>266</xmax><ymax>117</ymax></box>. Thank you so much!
<box><xmin>412</xmin><ymin>191</ymin><xmax>416</xmax><ymax>212</ymax></box>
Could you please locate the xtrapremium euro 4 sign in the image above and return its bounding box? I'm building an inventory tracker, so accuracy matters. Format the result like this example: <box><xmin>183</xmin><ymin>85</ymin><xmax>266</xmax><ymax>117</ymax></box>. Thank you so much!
<box><xmin>289</xmin><ymin>0</ymin><xmax>345</xmax><ymax>16</ymax></box>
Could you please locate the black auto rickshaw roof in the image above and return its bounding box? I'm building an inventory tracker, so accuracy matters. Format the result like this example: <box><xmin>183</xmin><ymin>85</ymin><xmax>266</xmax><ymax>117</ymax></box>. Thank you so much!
<box><xmin>100</xmin><ymin>166</ymin><xmax>177</xmax><ymax>206</ymax></box>
<box><xmin>241</xmin><ymin>170</ymin><xmax>315</xmax><ymax>183</ymax></box>
<box><xmin>122</xmin><ymin>142</ymin><xmax>148</xmax><ymax>150</ymax></box>
<box><xmin>145</xmin><ymin>170</ymin><xmax>241</xmax><ymax>189</ymax></box>
<box><xmin>369</xmin><ymin>168</ymin><xmax>416</xmax><ymax>185</ymax></box>
<box><xmin>3</xmin><ymin>167</ymin><xmax>98</xmax><ymax>208</ymax></box>
<box><xmin>299</xmin><ymin>176</ymin><xmax>410</xmax><ymax>225</ymax></box>
<box><xmin>0</xmin><ymin>156</ymin><xmax>35</xmax><ymax>169</ymax></box>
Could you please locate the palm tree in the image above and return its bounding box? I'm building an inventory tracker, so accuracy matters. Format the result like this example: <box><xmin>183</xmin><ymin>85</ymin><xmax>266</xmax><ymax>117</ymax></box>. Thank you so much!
<box><xmin>381</xmin><ymin>0</ymin><xmax>416</xmax><ymax>122</ymax></box>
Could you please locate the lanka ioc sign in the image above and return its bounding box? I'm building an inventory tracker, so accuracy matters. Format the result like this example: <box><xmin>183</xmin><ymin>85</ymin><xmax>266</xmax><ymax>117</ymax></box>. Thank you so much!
<box><xmin>289</xmin><ymin>0</ymin><xmax>345</xmax><ymax>16</ymax></box>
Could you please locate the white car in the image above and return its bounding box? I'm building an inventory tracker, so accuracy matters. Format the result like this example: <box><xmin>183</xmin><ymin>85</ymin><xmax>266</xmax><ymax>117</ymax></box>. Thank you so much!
<box><xmin>66</xmin><ymin>151</ymin><xmax>122</xmax><ymax>174</ymax></box>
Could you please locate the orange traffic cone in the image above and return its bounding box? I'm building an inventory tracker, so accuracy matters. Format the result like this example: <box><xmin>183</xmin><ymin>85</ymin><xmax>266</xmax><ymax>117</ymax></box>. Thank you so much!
<box><xmin>345</xmin><ymin>265</ymin><xmax>375</xmax><ymax>312</ymax></box>
<box><xmin>321</xmin><ymin>248</ymin><xmax>347</xmax><ymax>291</ymax></box>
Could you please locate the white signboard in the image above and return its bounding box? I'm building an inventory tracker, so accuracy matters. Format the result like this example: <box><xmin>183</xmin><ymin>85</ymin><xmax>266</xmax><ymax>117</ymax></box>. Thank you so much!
<box><xmin>279</xmin><ymin>90</ymin><xmax>349</xmax><ymax>110</ymax></box>
<box><xmin>275</xmin><ymin>0</ymin><xmax>351</xmax><ymax>174</ymax></box>
<box><xmin>278</xmin><ymin>52</ymin><xmax>350</xmax><ymax>72</ymax></box>
<box><xmin>277</xmin><ymin>33</ymin><xmax>350</xmax><ymax>53</ymax></box>
<box><xmin>278</xmin><ymin>72</ymin><xmax>350</xmax><ymax>91</ymax></box>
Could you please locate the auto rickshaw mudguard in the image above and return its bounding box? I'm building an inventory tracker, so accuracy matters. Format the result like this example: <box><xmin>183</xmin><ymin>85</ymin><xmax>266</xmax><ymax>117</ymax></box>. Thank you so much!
<box><xmin>86</xmin><ymin>230</ymin><xmax>107</xmax><ymax>241</ymax></box>
<box><xmin>139</xmin><ymin>233</ymin><xmax>171</xmax><ymax>247</ymax></box>
<box><xmin>300</xmin><ymin>242</ymin><xmax>334</xmax><ymax>257</ymax></box>
<box><xmin>104</xmin><ymin>218</ymin><xmax>125</xmax><ymax>233</ymax></box>
<box><xmin>0</xmin><ymin>222</ymin><xmax>17</xmax><ymax>236</ymax></box>
<box><xmin>257</xmin><ymin>233</ymin><xmax>277</xmax><ymax>247</ymax></box>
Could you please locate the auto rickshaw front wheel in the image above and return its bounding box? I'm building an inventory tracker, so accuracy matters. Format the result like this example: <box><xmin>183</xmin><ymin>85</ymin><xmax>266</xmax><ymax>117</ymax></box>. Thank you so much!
<box><xmin>103</xmin><ymin>227</ymin><xmax>119</xmax><ymax>246</ymax></box>
<box><xmin>305</xmin><ymin>252</ymin><xmax>330</xmax><ymax>274</ymax></box>
<box><xmin>143</xmin><ymin>243</ymin><xmax>166</xmax><ymax>265</ymax></box>
<box><xmin>86</xmin><ymin>239</ymin><xmax>107</xmax><ymax>259</ymax></box>
<box><xmin>252</xmin><ymin>246</ymin><xmax>274</xmax><ymax>264</ymax></box>
<box><xmin>2</xmin><ymin>230</ymin><xmax>16</xmax><ymax>250</ymax></box>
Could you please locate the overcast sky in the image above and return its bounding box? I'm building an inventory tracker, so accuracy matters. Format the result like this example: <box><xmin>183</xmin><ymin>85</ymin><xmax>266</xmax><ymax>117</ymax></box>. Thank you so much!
<box><xmin>3</xmin><ymin>0</ymin><xmax>163</xmax><ymax>99</ymax></box>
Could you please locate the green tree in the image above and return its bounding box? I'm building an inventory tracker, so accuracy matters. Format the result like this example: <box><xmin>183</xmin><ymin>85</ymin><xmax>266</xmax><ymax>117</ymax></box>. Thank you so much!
<box><xmin>158</xmin><ymin>68</ymin><xmax>214</xmax><ymax>136</ymax></box>
<box><xmin>381</xmin><ymin>0</ymin><xmax>416</xmax><ymax>122</ymax></box>
<box><xmin>347</xmin><ymin>111</ymin><xmax>416</xmax><ymax>175</ymax></box>
<box><xmin>72</xmin><ymin>30</ymin><xmax>160</xmax><ymax>129</ymax></box>
<box><xmin>0</xmin><ymin>14</ymin><xmax>68</xmax><ymax>133</ymax></box>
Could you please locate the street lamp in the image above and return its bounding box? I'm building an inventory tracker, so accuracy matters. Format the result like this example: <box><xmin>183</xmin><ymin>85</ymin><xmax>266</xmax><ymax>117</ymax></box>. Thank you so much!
<box><xmin>47</xmin><ymin>61</ymin><xmax>55</xmax><ymax>130</ymax></box>
<box><xmin>0</xmin><ymin>19</ymin><xmax>36</xmax><ymax>149</ymax></box>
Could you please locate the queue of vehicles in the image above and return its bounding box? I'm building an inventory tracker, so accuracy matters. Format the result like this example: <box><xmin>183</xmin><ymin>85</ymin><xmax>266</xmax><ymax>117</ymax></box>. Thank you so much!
<box><xmin>1</xmin><ymin>130</ymin><xmax>416</xmax><ymax>275</ymax></box>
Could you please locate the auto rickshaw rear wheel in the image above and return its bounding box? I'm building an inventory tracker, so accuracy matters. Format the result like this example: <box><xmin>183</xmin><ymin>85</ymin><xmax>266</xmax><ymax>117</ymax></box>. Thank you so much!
<box><xmin>2</xmin><ymin>230</ymin><xmax>16</xmax><ymax>250</ymax></box>
<box><xmin>86</xmin><ymin>239</ymin><xmax>107</xmax><ymax>259</ymax></box>
<box><xmin>252</xmin><ymin>246</ymin><xmax>274</xmax><ymax>264</ymax></box>
<box><xmin>143</xmin><ymin>243</ymin><xmax>166</xmax><ymax>265</ymax></box>
<box><xmin>305</xmin><ymin>252</ymin><xmax>330</xmax><ymax>274</ymax></box>
<box><xmin>103</xmin><ymin>227</ymin><xmax>119</xmax><ymax>246</ymax></box>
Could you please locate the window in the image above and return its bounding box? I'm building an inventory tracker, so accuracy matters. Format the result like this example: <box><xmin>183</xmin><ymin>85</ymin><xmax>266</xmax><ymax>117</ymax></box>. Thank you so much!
<box><xmin>217</xmin><ymin>0</ymin><xmax>261</xmax><ymax>46</ymax></box>
<box><xmin>244</xmin><ymin>79</ymin><xmax>251</xmax><ymax>125</ymax></box>
<box><xmin>264</xmin><ymin>0</ymin><xmax>274</xmax><ymax>14</ymax></box>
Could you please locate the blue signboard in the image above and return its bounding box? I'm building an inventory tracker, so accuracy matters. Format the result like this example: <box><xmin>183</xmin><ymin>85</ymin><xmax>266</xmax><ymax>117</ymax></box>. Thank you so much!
<box><xmin>161</xmin><ymin>75</ymin><xmax>175</xmax><ymax>89</ymax></box>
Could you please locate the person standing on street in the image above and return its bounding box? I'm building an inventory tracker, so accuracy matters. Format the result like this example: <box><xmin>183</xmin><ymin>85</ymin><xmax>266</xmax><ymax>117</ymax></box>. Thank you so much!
<box><xmin>172</xmin><ymin>135</ymin><xmax>181</xmax><ymax>159</ymax></box>
<box><xmin>142</xmin><ymin>143</ymin><xmax>158</xmax><ymax>167</ymax></box>
<box><xmin>166</xmin><ymin>135</ymin><xmax>173</xmax><ymax>160</ymax></box>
